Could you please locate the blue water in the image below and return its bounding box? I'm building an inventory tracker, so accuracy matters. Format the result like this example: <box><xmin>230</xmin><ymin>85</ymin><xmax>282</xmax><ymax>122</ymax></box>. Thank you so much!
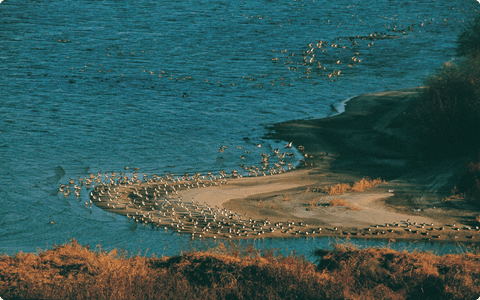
<box><xmin>0</xmin><ymin>0</ymin><xmax>479</xmax><ymax>257</ymax></box>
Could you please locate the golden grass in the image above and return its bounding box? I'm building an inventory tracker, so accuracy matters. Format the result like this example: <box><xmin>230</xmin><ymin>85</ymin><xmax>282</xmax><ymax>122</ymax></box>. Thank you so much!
<box><xmin>328</xmin><ymin>197</ymin><xmax>361</xmax><ymax>211</ymax></box>
<box><xmin>328</xmin><ymin>197</ymin><xmax>349</xmax><ymax>206</ymax></box>
<box><xmin>1</xmin><ymin>240</ymin><xmax>480</xmax><ymax>300</ymax></box>
<box><xmin>351</xmin><ymin>178</ymin><xmax>384</xmax><ymax>192</ymax></box>
<box><xmin>325</xmin><ymin>182</ymin><xmax>351</xmax><ymax>195</ymax></box>
<box><xmin>316</xmin><ymin>244</ymin><xmax>480</xmax><ymax>300</ymax></box>
<box><xmin>324</xmin><ymin>178</ymin><xmax>384</xmax><ymax>195</ymax></box>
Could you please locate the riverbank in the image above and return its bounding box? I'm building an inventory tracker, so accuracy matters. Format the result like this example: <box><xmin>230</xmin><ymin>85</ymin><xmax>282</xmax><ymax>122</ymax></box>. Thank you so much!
<box><xmin>91</xmin><ymin>87</ymin><xmax>480</xmax><ymax>243</ymax></box>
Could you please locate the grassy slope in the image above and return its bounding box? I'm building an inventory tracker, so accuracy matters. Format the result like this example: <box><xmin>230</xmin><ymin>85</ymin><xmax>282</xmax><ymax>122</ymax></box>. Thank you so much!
<box><xmin>1</xmin><ymin>239</ymin><xmax>479</xmax><ymax>300</ymax></box>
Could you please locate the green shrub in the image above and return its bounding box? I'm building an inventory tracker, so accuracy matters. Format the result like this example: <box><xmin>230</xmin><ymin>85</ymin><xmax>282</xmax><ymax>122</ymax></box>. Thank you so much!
<box><xmin>412</xmin><ymin>57</ymin><xmax>480</xmax><ymax>157</ymax></box>
<box><xmin>412</xmin><ymin>14</ymin><xmax>480</xmax><ymax>157</ymax></box>
<box><xmin>457</xmin><ymin>14</ymin><xmax>480</xmax><ymax>58</ymax></box>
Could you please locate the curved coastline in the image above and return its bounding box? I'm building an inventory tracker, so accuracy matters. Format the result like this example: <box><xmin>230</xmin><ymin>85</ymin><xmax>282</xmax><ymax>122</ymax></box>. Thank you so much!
<box><xmin>90</xmin><ymin>87</ymin><xmax>480</xmax><ymax>244</ymax></box>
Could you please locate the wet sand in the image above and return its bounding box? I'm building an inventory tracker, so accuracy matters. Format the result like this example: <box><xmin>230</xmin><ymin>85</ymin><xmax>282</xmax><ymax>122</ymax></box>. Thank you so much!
<box><xmin>90</xmin><ymin>87</ymin><xmax>480</xmax><ymax>243</ymax></box>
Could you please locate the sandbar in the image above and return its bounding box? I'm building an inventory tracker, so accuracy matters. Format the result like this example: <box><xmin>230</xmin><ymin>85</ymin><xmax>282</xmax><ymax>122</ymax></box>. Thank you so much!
<box><xmin>91</xmin><ymin>87</ymin><xmax>480</xmax><ymax>243</ymax></box>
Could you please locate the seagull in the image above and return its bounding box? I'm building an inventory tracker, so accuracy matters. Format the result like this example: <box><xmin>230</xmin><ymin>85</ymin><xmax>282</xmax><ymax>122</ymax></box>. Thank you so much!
<box><xmin>284</xmin><ymin>141</ymin><xmax>293</xmax><ymax>148</ymax></box>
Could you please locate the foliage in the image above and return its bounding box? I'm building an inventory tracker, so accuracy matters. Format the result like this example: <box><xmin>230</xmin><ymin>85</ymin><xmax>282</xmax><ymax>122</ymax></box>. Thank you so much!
<box><xmin>413</xmin><ymin>13</ymin><xmax>480</xmax><ymax>157</ymax></box>
<box><xmin>456</xmin><ymin>14</ymin><xmax>480</xmax><ymax>59</ymax></box>
<box><xmin>324</xmin><ymin>178</ymin><xmax>384</xmax><ymax>195</ymax></box>
<box><xmin>316</xmin><ymin>244</ymin><xmax>480</xmax><ymax>300</ymax></box>
<box><xmin>412</xmin><ymin>58</ymin><xmax>480</xmax><ymax>156</ymax></box>
<box><xmin>328</xmin><ymin>197</ymin><xmax>361</xmax><ymax>210</ymax></box>
<box><xmin>1</xmin><ymin>240</ymin><xmax>480</xmax><ymax>300</ymax></box>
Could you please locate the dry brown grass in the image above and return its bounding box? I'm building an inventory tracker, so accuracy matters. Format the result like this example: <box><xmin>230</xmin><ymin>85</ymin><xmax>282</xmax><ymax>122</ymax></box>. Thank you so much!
<box><xmin>324</xmin><ymin>183</ymin><xmax>351</xmax><ymax>195</ymax></box>
<box><xmin>316</xmin><ymin>244</ymin><xmax>480</xmax><ymax>300</ymax></box>
<box><xmin>324</xmin><ymin>178</ymin><xmax>384</xmax><ymax>195</ymax></box>
<box><xmin>283</xmin><ymin>194</ymin><xmax>291</xmax><ymax>201</ymax></box>
<box><xmin>443</xmin><ymin>186</ymin><xmax>466</xmax><ymax>202</ymax></box>
<box><xmin>351</xmin><ymin>178</ymin><xmax>384</xmax><ymax>192</ymax></box>
<box><xmin>328</xmin><ymin>197</ymin><xmax>361</xmax><ymax>211</ymax></box>
<box><xmin>1</xmin><ymin>240</ymin><xmax>480</xmax><ymax>300</ymax></box>
<box><xmin>476</xmin><ymin>214</ymin><xmax>480</xmax><ymax>223</ymax></box>
<box><xmin>328</xmin><ymin>197</ymin><xmax>350</xmax><ymax>207</ymax></box>
<box><xmin>0</xmin><ymin>240</ymin><xmax>338</xmax><ymax>300</ymax></box>
<box><xmin>267</xmin><ymin>204</ymin><xmax>279</xmax><ymax>209</ymax></box>
<box><xmin>255</xmin><ymin>200</ymin><xmax>278</xmax><ymax>210</ymax></box>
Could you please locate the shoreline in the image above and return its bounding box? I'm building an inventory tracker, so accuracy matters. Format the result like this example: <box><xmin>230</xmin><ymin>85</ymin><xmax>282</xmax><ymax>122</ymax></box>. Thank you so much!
<box><xmin>90</xmin><ymin>87</ymin><xmax>480</xmax><ymax>244</ymax></box>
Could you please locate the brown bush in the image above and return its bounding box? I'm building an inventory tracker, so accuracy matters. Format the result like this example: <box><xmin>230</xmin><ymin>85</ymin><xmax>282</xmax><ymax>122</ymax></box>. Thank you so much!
<box><xmin>316</xmin><ymin>244</ymin><xmax>480</xmax><ymax>300</ymax></box>
<box><xmin>324</xmin><ymin>183</ymin><xmax>351</xmax><ymax>195</ymax></box>
<box><xmin>329</xmin><ymin>197</ymin><xmax>361</xmax><ymax>211</ymax></box>
<box><xmin>329</xmin><ymin>197</ymin><xmax>350</xmax><ymax>207</ymax></box>
<box><xmin>0</xmin><ymin>239</ymin><xmax>340</xmax><ymax>300</ymax></box>
<box><xmin>351</xmin><ymin>178</ymin><xmax>384</xmax><ymax>192</ymax></box>
<box><xmin>1</xmin><ymin>240</ymin><xmax>480</xmax><ymax>299</ymax></box>
<box><xmin>325</xmin><ymin>178</ymin><xmax>384</xmax><ymax>195</ymax></box>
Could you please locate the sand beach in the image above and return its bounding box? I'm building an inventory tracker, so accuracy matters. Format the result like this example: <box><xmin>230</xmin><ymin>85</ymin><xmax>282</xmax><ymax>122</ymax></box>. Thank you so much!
<box><xmin>91</xmin><ymin>87</ymin><xmax>480</xmax><ymax>243</ymax></box>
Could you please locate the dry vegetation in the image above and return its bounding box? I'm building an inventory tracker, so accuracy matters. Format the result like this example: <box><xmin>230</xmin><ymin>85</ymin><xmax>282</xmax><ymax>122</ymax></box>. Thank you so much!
<box><xmin>352</xmin><ymin>178</ymin><xmax>384</xmax><ymax>192</ymax></box>
<box><xmin>324</xmin><ymin>178</ymin><xmax>384</xmax><ymax>195</ymax></box>
<box><xmin>1</xmin><ymin>240</ymin><xmax>480</xmax><ymax>300</ymax></box>
<box><xmin>325</xmin><ymin>182</ymin><xmax>351</xmax><ymax>195</ymax></box>
<box><xmin>255</xmin><ymin>200</ymin><xmax>279</xmax><ymax>210</ymax></box>
<box><xmin>329</xmin><ymin>197</ymin><xmax>361</xmax><ymax>211</ymax></box>
<box><xmin>316</xmin><ymin>244</ymin><xmax>480</xmax><ymax>300</ymax></box>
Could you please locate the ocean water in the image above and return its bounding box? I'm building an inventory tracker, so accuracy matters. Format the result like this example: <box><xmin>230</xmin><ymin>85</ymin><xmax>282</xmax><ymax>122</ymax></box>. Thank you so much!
<box><xmin>0</xmin><ymin>0</ymin><xmax>478</xmax><ymax>257</ymax></box>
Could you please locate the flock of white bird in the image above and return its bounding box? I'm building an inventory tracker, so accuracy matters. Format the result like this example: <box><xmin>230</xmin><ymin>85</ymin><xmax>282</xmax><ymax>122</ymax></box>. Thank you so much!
<box><xmin>57</xmin><ymin>142</ymin><xmax>319</xmax><ymax>239</ymax></box>
<box><xmin>58</xmin><ymin>141</ymin><xmax>480</xmax><ymax>241</ymax></box>
<box><xmin>47</xmin><ymin>6</ymin><xmax>473</xmax><ymax>95</ymax></box>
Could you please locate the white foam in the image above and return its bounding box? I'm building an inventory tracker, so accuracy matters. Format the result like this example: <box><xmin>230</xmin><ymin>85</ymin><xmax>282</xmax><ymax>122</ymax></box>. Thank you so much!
<box><xmin>327</xmin><ymin>96</ymin><xmax>355</xmax><ymax>118</ymax></box>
